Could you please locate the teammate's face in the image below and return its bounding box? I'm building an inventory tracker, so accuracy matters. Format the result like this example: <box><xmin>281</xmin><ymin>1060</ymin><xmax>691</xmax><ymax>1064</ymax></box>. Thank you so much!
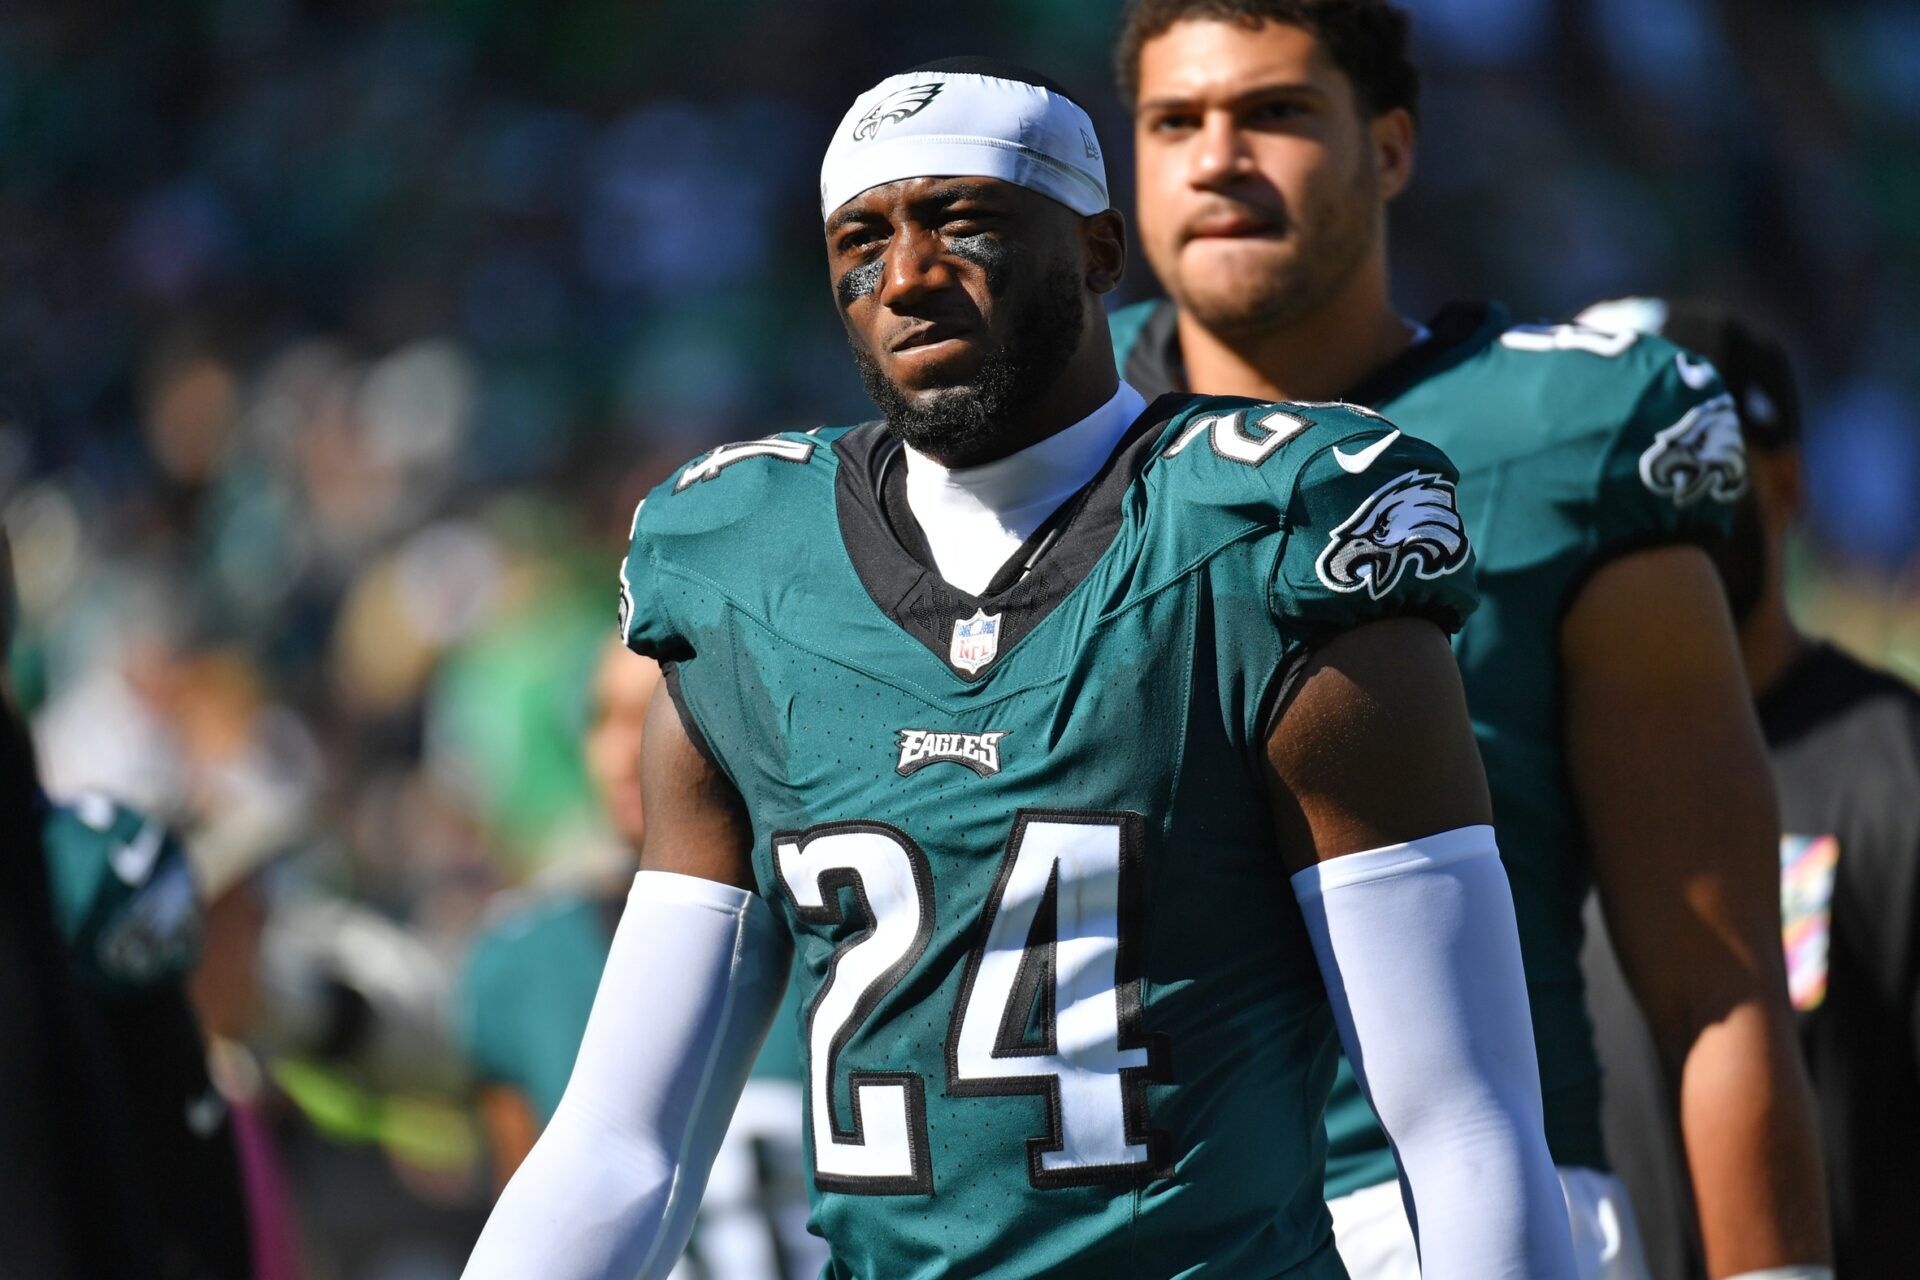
<box><xmin>826</xmin><ymin>176</ymin><xmax>1097</xmax><ymax>464</ymax></box>
<box><xmin>585</xmin><ymin>644</ymin><xmax>661</xmax><ymax>854</ymax></box>
<box><xmin>1131</xmin><ymin>19</ymin><xmax>1411</xmax><ymax>335</ymax></box>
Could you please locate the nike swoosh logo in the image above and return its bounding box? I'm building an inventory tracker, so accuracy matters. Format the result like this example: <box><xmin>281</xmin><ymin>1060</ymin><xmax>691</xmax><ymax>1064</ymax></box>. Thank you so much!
<box><xmin>1333</xmin><ymin>429</ymin><xmax>1402</xmax><ymax>474</ymax></box>
<box><xmin>110</xmin><ymin>819</ymin><xmax>166</xmax><ymax>887</ymax></box>
<box><xmin>1675</xmin><ymin>353</ymin><xmax>1717</xmax><ymax>390</ymax></box>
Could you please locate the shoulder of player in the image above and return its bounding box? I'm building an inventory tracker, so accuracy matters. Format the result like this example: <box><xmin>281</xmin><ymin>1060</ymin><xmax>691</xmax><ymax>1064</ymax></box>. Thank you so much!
<box><xmin>1478</xmin><ymin>321</ymin><xmax>1720</xmax><ymax>437</ymax></box>
<box><xmin>1150</xmin><ymin>394</ymin><xmax>1452</xmax><ymax>511</ymax></box>
<box><xmin>634</xmin><ymin>426</ymin><xmax>846</xmax><ymax>538</ymax></box>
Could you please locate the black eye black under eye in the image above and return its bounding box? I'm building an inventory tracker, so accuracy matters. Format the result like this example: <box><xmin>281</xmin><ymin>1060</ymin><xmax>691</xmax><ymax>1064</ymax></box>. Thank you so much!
<box><xmin>835</xmin><ymin>256</ymin><xmax>886</xmax><ymax>309</ymax></box>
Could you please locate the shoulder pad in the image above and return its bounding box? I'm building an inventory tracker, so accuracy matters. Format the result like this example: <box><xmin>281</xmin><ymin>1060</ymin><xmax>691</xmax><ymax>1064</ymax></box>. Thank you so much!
<box><xmin>1150</xmin><ymin>395</ymin><xmax>1398</xmax><ymax>505</ymax></box>
<box><xmin>618</xmin><ymin>429</ymin><xmax>843</xmax><ymax>658</ymax></box>
<box><xmin>656</xmin><ymin>430</ymin><xmax>835</xmax><ymax>526</ymax></box>
<box><xmin>1484</xmin><ymin>322</ymin><xmax>1744</xmax><ymax>543</ymax></box>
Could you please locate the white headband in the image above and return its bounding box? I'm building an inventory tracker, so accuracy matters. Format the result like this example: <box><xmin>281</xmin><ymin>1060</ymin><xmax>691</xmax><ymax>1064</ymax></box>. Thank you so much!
<box><xmin>820</xmin><ymin>70</ymin><xmax>1109</xmax><ymax>219</ymax></box>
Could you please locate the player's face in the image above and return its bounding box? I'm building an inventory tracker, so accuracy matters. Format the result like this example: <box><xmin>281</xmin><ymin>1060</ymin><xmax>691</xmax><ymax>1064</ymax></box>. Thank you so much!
<box><xmin>826</xmin><ymin>176</ymin><xmax>1092</xmax><ymax>463</ymax></box>
<box><xmin>585</xmin><ymin>645</ymin><xmax>660</xmax><ymax>853</ymax></box>
<box><xmin>1132</xmin><ymin>19</ymin><xmax>1409</xmax><ymax>335</ymax></box>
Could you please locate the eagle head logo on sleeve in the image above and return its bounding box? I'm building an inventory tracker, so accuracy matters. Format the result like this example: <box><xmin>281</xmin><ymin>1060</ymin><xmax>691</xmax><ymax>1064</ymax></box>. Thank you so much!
<box><xmin>1315</xmin><ymin>470</ymin><xmax>1471</xmax><ymax>600</ymax></box>
<box><xmin>851</xmin><ymin>83</ymin><xmax>944</xmax><ymax>141</ymax></box>
<box><xmin>1638</xmin><ymin>392</ymin><xmax>1749</xmax><ymax>506</ymax></box>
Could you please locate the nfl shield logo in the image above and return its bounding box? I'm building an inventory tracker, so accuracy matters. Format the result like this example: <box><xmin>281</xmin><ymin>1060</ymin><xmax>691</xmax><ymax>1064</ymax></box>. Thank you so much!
<box><xmin>949</xmin><ymin>609</ymin><xmax>1002</xmax><ymax>675</ymax></box>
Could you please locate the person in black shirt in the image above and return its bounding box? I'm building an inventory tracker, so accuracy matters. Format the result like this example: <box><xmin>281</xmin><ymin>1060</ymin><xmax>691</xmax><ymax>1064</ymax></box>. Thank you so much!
<box><xmin>1578</xmin><ymin>298</ymin><xmax>1920</xmax><ymax>1280</ymax></box>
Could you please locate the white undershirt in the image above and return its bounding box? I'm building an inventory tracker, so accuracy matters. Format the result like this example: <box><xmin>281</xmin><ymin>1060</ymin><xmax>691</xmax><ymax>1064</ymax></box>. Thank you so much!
<box><xmin>902</xmin><ymin>382</ymin><xmax>1148</xmax><ymax>595</ymax></box>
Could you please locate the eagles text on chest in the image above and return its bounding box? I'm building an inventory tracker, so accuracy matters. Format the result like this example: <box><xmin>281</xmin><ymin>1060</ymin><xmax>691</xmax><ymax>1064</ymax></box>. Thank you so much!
<box><xmin>895</xmin><ymin>728</ymin><xmax>1007</xmax><ymax>777</ymax></box>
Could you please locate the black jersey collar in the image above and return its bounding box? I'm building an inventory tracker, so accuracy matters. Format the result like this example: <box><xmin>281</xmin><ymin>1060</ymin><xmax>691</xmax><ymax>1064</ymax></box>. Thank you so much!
<box><xmin>834</xmin><ymin>396</ymin><xmax>1196</xmax><ymax>683</ymax></box>
<box><xmin>1121</xmin><ymin>298</ymin><xmax>1504</xmax><ymax>409</ymax></box>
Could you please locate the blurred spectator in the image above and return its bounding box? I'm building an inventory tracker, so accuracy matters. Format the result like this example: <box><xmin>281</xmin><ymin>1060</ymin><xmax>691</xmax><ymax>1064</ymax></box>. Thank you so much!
<box><xmin>457</xmin><ymin>639</ymin><xmax>821</xmax><ymax>1280</ymax></box>
<box><xmin>0</xmin><ymin>681</ymin><xmax>155</xmax><ymax>1277</ymax></box>
<box><xmin>1579</xmin><ymin>298</ymin><xmax>1920</xmax><ymax>1280</ymax></box>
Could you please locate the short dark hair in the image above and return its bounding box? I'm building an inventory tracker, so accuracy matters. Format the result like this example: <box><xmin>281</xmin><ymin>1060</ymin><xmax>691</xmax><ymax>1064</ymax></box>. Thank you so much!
<box><xmin>1114</xmin><ymin>0</ymin><xmax>1419</xmax><ymax>119</ymax></box>
<box><xmin>906</xmin><ymin>57</ymin><xmax>1092</xmax><ymax>114</ymax></box>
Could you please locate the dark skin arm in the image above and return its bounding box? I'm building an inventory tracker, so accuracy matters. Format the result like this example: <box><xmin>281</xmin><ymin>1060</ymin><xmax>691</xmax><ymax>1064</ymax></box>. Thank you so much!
<box><xmin>635</xmin><ymin>677</ymin><xmax>756</xmax><ymax>888</ymax></box>
<box><xmin>1264</xmin><ymin>617</ymin><xmax>1493</xmax><ymax>869</ymax></box>
<box><xmin>1564</xmin><ymin>544</ymin><xmax>1830</xmax><ymax>1275</ymax></box>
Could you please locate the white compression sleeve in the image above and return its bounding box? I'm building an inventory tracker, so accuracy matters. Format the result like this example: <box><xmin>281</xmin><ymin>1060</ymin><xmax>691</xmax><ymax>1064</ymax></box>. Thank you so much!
<box><xmin>463</xmin><ymin>870</ymin><xmax>791</xmax><ymax>1280</ymax></box>
<box><xmin>1293</xmin><ymin>825</ymin><xmax>1578</xmax><ymax>1280</ymax></box>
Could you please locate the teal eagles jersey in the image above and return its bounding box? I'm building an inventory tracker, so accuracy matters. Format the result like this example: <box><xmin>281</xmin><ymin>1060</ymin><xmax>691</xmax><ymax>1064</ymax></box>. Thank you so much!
<box><xmin>41</xmin><ymin>793</ymin><xmax>201</xmax><ymax>996</ymax></box>
<box><xmin>619</xmin><ymin>394</ymin><xmax>1478</xmax><ymax>1279</ymax></box>
<box><xmin>459</xmin><ymin>888</ymin><xmax>806</xmax><ymax>1122</ymax></box>
<box><xmin>1115</xmin><ymin>299</ymin><xmax>1746</xmax><ymax>1198</ymax></box>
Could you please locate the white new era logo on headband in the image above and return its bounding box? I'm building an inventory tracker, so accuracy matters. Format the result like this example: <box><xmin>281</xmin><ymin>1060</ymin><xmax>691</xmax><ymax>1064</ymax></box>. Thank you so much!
<box><xmin>852</xmin><ymin>83</ymin><xmax>943</xmax><ymax>141</ymax></box>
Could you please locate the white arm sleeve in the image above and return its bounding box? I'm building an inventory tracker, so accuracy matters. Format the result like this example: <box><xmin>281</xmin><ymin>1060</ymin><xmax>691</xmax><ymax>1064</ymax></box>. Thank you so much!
<box><xmin>1292</xmin><ymin>825</ymin><xmax>1577</xmax><ymax>1280</ymax></box>
<box><xmin>463</xmin><ymin>869</ymin><xmax>791</xmax><ymax>1280</ymax></box>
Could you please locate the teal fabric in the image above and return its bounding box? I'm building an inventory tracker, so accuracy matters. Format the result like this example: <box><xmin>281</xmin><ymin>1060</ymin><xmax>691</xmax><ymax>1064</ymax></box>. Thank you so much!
<box><xmin>41</xmin><ymin>795</ymin><xmax>201</xmax><ymax>996</ymax></box>
<box><xmin>1114</xmin><ymin>300</ymin><xmax>1742</xmax><ymax>1199</ymax></box>
<box><xmin>459</xmin><ymin>888</ymin><xmax>803</xmax><ymax>1124</ymax></box>
<box><xmin>620</xmin><ymin>399</ymin><xmax>1476</xmax><ymax>1279</ymax></box>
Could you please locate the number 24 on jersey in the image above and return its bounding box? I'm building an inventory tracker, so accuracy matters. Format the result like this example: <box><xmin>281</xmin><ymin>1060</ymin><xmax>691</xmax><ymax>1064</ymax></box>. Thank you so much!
<box><xmin>775</xmin><ymin>809</ymin><xmax>1171</xmax><ymax>1195</ymax></box>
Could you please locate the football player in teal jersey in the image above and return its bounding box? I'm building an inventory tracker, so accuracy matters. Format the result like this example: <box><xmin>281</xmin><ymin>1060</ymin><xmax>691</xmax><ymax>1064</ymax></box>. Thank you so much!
<box><xmin>466</xmin><ymin>58</ymin><xmax>1578</xmax><ymax>1279</ymax></box>
<box><xmin>459</xmin><ymin>638</ymin><xmax>820</xmax><ymax>1280</ymax></box>
<box><xmin>1111</xmin><ymin>3</ymin><xmax>1831</xmax><ymax>1277</ymax></box>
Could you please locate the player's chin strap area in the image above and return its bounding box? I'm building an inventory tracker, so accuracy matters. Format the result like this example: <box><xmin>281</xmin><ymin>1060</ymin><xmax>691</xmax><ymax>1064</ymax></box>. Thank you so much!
<box><xmin>462</xmin><ymin>871</ymin><xmax>791</xmax><ymax>1280</ymax></box>
<box><xmin>1727</xmin><ymin>1269</ymin><xmax>1835</xmax><ymax>1280</ymax></box>
<box><xmin>1291</xmin><ymin>826</ymin><xmax>1579</xmax><ymax>1280</ymax></box>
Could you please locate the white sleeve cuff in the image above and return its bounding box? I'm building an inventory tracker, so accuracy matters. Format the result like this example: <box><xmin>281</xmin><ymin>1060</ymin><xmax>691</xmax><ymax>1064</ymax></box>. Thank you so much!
<box><xmin>1294</xmin><ymin>826</ymin><xmax>1577</xmax><ymax>1280</ymax></box>
<box><xmin>1289</xmin><ymin>824</ymin><xmax>1495</xmax><ymax>895</ymax></box>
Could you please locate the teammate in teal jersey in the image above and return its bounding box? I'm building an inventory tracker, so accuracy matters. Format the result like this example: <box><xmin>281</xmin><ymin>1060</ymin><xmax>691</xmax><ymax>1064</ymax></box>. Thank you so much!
<box><xmin>1111</xmin><ymin>3</ymin><xmax>1831</xmax><ymax>1277</ymax></box>
<box><xmin>42</xmin><ymin>793</ymin><xmax>202</xmax><ymax>996</ymax></box>
<box><xmin>458</xmin><ymin>638</ymin><xmax>820</xmax><ymax>1280</ymax></box>
<box><xmin>466</xmin><ymin>57</ymin><xmax>1578</xmax><ymax>1280</ymax></box>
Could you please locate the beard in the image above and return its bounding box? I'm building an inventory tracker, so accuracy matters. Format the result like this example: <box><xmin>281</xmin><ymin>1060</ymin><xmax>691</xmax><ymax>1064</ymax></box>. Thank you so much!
<box><xmin>851</xmin><ymin>260</ymin><xmax>1086</xmax><ymax>468</ymax></box>
<box><xmin>1165</xmin><ymin>161</ymin><xmax>1381</xmax><ymax>338</ymax></box>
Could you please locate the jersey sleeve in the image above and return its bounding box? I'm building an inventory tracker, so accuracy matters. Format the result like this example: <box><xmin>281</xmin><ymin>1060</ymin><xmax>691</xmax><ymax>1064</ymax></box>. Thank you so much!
<box><xmin>1270</xmin><ymin>416</ymin><xmax>1479</xmax><ymax>642</ymax></box>
<box><xmin>617</xmin><ymin>493</ymin><xmax>688</xmax><ymax>663</ymax></box>
<box><xmin>615</xmin><ymin>431</ymin><xmax>835</xmax><ymax>663</ymax></box>
<box><xmin>1592</xmin><ymin>341</ymin><xmax>1746</xmax><ymax>547</ymax></box>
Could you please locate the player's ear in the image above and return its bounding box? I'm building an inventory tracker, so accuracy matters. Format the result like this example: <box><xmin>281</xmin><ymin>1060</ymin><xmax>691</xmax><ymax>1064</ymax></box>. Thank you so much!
<box><xmin>1081</xmin><ymin>208</ymin><xmax>1127</xmax><ymax>295</ymax></box>
<box><xmin>1369</xmin><ymin>107</ymin><xmax>1415</xmax><ymax>203</ymax></box>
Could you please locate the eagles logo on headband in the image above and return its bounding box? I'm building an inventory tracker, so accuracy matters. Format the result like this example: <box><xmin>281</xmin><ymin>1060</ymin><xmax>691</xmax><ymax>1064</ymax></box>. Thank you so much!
<box><xmin>821</xmin><ymin>58</ymin><xmax>1110</xmax><ymax>219</ymax></box>
<box><xmin>851</xmin><ymin>83</ymin><xmax>944</xmax><ymax>141</ymax></box>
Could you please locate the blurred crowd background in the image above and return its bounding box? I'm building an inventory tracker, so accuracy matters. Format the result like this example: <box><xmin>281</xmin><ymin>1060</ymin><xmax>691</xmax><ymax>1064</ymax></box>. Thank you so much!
<box><xmin>4</xmin><ymin>0</ymin><xmax>1918</xmax><ymax>1276</ymax></box>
